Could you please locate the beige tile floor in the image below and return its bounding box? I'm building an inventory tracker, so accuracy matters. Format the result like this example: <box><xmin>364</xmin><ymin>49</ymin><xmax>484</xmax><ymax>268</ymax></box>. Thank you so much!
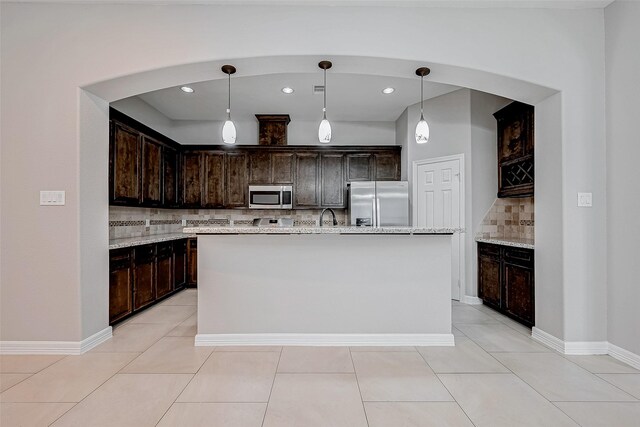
<box><xmin>1</xmin><ymin>290</ymin><xmax>639</xmax><ymax>426</ymax></box>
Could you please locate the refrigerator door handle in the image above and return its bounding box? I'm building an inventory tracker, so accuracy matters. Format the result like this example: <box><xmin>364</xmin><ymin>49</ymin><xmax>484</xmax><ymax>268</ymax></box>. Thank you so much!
<box><xmin>376</xmin><ymin>199</ymin><xmax>381</xmax><ymax>228</ymax></box>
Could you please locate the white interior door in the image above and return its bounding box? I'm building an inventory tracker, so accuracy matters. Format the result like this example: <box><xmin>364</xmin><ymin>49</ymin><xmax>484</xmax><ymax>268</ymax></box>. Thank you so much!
<box><xmin>413</xmin><ymin>156</ymin><xmax>463</xmax><ymax>301</ymax></box>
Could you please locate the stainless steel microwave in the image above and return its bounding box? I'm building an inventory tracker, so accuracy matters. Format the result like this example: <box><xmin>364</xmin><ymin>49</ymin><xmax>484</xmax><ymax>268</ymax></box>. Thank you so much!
<box><xmin>248</xmin><ymin>185</ymin><xmax>293</xmax><ymax>209</ymax></box>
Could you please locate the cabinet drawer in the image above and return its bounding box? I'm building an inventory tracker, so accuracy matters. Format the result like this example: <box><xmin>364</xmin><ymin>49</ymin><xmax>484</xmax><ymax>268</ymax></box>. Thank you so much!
<box><xmin>110</xmin><ymin>249</ymin><xmax>131</xmax><ymax>270</ymax></box>
<box><xmin>134</xmin><ymin>244</ymin><xmax>156</xmax><ymax>263</ymax></box>
<box><xmin>478</xmin><ymin>242</ymin><xmax>501</xmax><ymax>258</ymax></box>
<box><xmin>504</xmin><ymin>247</ymin><xmax>534</xmax><ymax>266</ymax></box>
<box><xmin>157</xmin><ymin>242</ymin><xmax>173</xmax><ymax>258</ymax></box>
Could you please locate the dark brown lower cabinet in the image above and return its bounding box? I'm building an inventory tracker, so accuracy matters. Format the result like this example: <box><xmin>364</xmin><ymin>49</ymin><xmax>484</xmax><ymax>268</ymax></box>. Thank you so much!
<box><xmin>109</xmin><ymin>238</ymin><xmax>194</xmax><ymax>325</ymax></box>
<box><xmin>109</xmin><ymin>249</ymin><xmax>133</xmax><ymax>324</ymax></box>
<box><xmin>174</xmin><ymin>239</ymin><xmax>187</xmax><ymax>289</ymax></box>
<box><xmin>478</xmin><ymin>242</ymin><xmax>534</xmax><ymax>327</ymax></box>
<box><xmin>187</xmin><ymin>238</ymin><xmax>198</xmax><ymax>287</ymax></box>
<box><xmin>133</xmin><ymin>244</ymin><xmax>156</xmax><ymax>310</ymax></box>
<box><xmin>478</xmin><ymin>244</ymin><xmax>502</xmax><ymax>309</ymax></box>
<box><xmin>156</xmin><ymin>243</ymin><xmax>173</xmax><ymax>299</ymax></box>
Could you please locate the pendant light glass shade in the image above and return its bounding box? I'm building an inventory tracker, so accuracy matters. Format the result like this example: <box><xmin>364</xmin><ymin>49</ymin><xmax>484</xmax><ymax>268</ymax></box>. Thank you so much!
<box><xmin>415</xmin><ymin>115</ymin><xmax>430</xmax><ymax>144</ymax></box>
<box><xmin>318</xmin><ymin>61</ymin><xmax>332</xmax><ymax>144</ymax></box>
<box><xmin>222</xmin><ymin>115</ymin><xmax>237</xmax><ymax>145</ymax></box>
<box><xmin>221</xmin><ymin>65</ymin><xmax>237</xmax><ymax>145</ymax></box>
<box><xmin>415</xmin><ymin>67</ymin><xmax>431</xmax><ymax>145</ymax></box>
<box><xmin>319</xmin><ymin>116</ymin><xmax>332</xmax><ymax>144</ymax></box>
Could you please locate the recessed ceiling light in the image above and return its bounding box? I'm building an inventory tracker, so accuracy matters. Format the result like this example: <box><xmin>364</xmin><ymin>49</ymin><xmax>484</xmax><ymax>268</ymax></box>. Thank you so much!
<box><xmin>281</xmin><ymin>87</ymin><xmax>294</xmax><ymax>94</ymax></box>
<box><xmin>180</xmin><ymin>86</ymin><xmax>194</xmax><ymax>93</ymax></box>
<box><xmin>382</xmin><ymin>87</ymin><xmax>395</xmax><ymax>94</ymax></box>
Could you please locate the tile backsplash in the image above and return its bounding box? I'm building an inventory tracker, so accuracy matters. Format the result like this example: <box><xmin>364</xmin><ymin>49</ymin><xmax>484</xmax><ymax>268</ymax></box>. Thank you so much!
<box><xmin>109</xmin><ymin>206</ymin><xmax>347</xmax><ymax>239</ymax></box>
<box><xmin>476</xmin><ymin>197</ymin><xmax>534</xmax><ymax>240</ymax></box>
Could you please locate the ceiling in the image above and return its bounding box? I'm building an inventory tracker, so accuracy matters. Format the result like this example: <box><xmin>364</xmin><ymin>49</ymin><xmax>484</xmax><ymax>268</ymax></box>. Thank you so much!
<box><xmin>1</xmin><ymin>1</ymin><xmax>615</xmax><ymax>9</ymax></box>
<box><xmin>136</xmin><ymin>72</ymin><xmax>460</xmax><ymax>122</ymax></box>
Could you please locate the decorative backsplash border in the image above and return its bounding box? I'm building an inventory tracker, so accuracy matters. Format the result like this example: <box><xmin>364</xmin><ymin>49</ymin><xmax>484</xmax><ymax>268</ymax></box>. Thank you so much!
<box><xmin>476</xmin><ymin>197</ymin><xmax>534</xmax><ymax>240</ymax></box>
<box><xmin>109</xmin><ymin>206</ymin><xmax>347</xmax><ymax>239</ymax></box>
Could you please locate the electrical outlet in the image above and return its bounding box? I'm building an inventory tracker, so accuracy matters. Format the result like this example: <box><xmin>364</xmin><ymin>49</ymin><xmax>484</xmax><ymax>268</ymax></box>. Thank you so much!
<box><xmin>182</xmin><ymin>219</ymin><xmax>187</xmax><ymax>226</ymax></box>
<box><xmin>577</xmin><ymin>192</ymin><xmax>593</xmax><ymax>207</ymax></box>
<box><xmin>40</xmin><ymin>190</ymin><xmax>65</xmax><ymax>206</ymax></box>
<box><xmin>145</xmin><ymin>219</ymin><xmax>151</xmax><ymax>227</ymax></box>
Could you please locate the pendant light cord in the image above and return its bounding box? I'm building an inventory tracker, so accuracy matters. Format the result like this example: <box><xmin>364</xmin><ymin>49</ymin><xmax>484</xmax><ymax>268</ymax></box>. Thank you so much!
<box><xmin>420</xmin><ymin>75</ymin><xmax>424</xmax><ymax>120</ymax></box>
<box><xmin>323</xmin><ymin>68</ymin><xmax>327</xmax><ymax>119</ymax></box>
<box><xmin>227</xmin><ymin>72</ymin><xmax>231</xmax><ymax>119</ymax></box>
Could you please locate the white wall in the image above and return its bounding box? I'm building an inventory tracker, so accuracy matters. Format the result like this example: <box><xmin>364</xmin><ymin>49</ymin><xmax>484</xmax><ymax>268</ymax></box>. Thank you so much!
<box><xmin>110</xmin><ymin>97</ymin><xmax>175</xmax><ymax>139</ymax></box>
<box><xmin>112</xmin><ymin>97</ymin><xmax>396</xmax><ymax>146</ymax></box>
<box><xmin>605</xmin><ymin>1</ymin><xmax>640</xmax><ymax>356</ymax></box>
<box><xmin>535</xmin><ymin>92</ymin><xmax>565</xmax><ymax>340</ymax></box>
<box><xmin>469</xmin><ymin>90</ymin><xmax>511</xmax><ymax>297</ymax></box>
<box><xmin>400</xmin><ymin>88</ymin><xmax>508</xmax><ymax>299</ymax></box>
<box><xmin>0</xmin><ymin>3</ymin><xmax>606</xmax><ymax>346</ymax></box>
<box><xmin>396</xmin><ymin>108</ymin><xmax>409</xmax><ymax>180</ymax></box>
<box><xmin>170</xmin><ymin>119</ymin><xmax>396</xmax><ymax>146</ymax></box>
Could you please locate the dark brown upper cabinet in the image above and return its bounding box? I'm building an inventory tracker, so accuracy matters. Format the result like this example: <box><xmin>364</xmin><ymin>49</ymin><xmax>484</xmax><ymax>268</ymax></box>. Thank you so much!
<box><xmin>110</xmin><ymin>108</ymin><xmax>182</xmax><ymax>208</ymax></box>
<box><xmin>271</xmin><ymin>152</ymin><xmax>295</xmax><ymax>184</ymax></box>
<box><xmin>163</xmin><ymin>146</ymin><xmax>180</xmax><ymax>208</ymax></box>
<box><xmin>294</xmin><ymin>152</ymin><xmax>320</xmax><ymax>208</ymax></box>
<box><xmin>256</xmin><ymin>114</ymin><xmax>291</xmax><ymax>146</ymax></box>
<box><xmin>140</xmin><ymin>136</ymin><xmax>163</xmax><ymax>207</ymax></box>
<box><xmin>203</xmin><ymin>152</ymin><xmax>225</xmax><ymax>208</ymax></box>
<box><xmin>249</xmin><ymin>151</ymin><xmax>295</xmax><ymax>185</ymax></box>
<box><xmin>320</xmin><ymin>153</ymin><xmax>345</xmax><ymax>208</ymax></box>
<box><xmin>226</xmin><ymin>152</ymin><xmax>248</xmax><ymax>207</ymax></box>
<box><xmin>346</xmin><ymin>153</ymin><xmax>373</xmax><ymax>182</ymax></box>
<box><xmin>110</xmin><ymin>121</ymin><xmax>141</xmax><ymax>205</ymax></box>
<box><xmin>248</xmin><ymin>151</ymin><xmax>271</xmax><ymax>184</ymax></box>
<box><xmin>110</xmin><ymin>108</ymin><xmax>403</xmax><ymax>210</ymax></box>
<box><xmin>494</xmin><ymin>101</ymin><xmax>534</xmax><ymax>198</ymax></box>
<box><xmin>182</xmin><ymin>152</ymin><xmax>203</xmax><ymax>208</ymax></box>
<box><xmin>374</xmin><ymin>152</ymin><xmax>401</xmax><ymax>181</ymax></box>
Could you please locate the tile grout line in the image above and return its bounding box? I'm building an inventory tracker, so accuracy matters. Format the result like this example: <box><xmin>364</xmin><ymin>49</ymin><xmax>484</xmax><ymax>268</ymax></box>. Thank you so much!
<box><xmin>595</xmin><ymin>372</ymin><xmax>640</xmax><ymax>399</ymax></box>
<box><xmin>42</xmin><ymin>354</ymin><xmax>139</xmax><ymax>426</ymax></box>
<box><xmin>260</xmin><ymin>346</ymin><xmax>283</xmax><ymax>427</ymax></box>
<box><xmin>0</xmin><ymin>373</ymin><xmax>34</xmax><ymax>394</ymax></box>
<box><xmin>153</xmin><ymin>338</ymin><xmax>215</xmax><ymax>426</ymax></box>
<box><xmin>549</xmin><ymin>400</ymin><xmax>592</xmax><ymax>427</ymax></box>
<box><xmin>348</xmin><ymin>346</ymin><xmax>370</xmax><ymax>427</ymax></box>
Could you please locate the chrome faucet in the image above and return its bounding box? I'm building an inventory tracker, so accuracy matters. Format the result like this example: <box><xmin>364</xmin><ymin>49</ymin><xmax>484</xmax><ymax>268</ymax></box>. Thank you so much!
<box><xmin>319</xmin><ymin>208</ymin><xmax>338</xmax><ymax>227</ymax></box>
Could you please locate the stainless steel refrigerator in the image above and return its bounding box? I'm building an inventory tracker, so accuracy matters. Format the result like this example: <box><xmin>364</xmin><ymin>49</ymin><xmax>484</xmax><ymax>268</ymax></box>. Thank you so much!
<box><xmin>347</xmin><ymin>181</ymin><xmax>409</xmax><ymax>227</ymax></box>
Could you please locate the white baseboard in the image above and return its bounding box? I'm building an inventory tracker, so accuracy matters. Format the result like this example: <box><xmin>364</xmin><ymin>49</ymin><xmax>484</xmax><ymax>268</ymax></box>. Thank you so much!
<box><xmin>532</xmin><ymin>327</ymin><xmax>565</xmax><ymax>353</ymax></box>
<box><xmin>461</xmin><ymin>295</ymin><xmax>483</xmax><ymax>305</ymax></box>
<box><xmin>609</xmin><ymin>342</ymin><xmax>640</xmax><ymax>370</ymax></box>
<box><xmin>564</xmin><ymin>341</ymin><xmax>608</xmax><ymax>355</ymax></box>
<box><xmin>0</xmin><ymin>326</ymin><xmax>112</xmax><ymax>355</ymax></box>
<box><xmin>533</xmin><ymin>327</ymin><xmax>639</xmax><ymax>367</ymax></box>
<box><xmin>195</xmin><ymin>333</ymin><xmax>455</xmax><ymax>347</ymax></box>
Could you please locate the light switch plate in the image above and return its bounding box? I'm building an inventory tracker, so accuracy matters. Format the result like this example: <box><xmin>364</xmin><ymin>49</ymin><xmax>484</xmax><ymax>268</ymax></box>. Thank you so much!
<box><xmin>40</xmin><ymin>190</ymin><xmax>65</xmax><ymax>206</ymax></box>
<box><xmin>145</xmin><ymin>219</ymin><xmax>151</xmax><ymax>227</ymax></box>
<box><xmin>577</xmin><ymin>192</ymin><xmax>593</xmax><ymax>207</ymax></box>
<box><xmin>182</xmin><ymin>219</ymin><xmax>187</xmax><ymax>226</ymax></box>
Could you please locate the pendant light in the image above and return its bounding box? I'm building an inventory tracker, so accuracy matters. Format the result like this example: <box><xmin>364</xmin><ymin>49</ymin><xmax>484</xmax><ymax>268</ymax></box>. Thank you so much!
<box><xmin>415</xmin><ymin>67</ymin><xmax>431</xmax><ymax>144</ymax></box>
<box><xmin>318</xmin><ymin>60</ymin><xmax>332</xmax><ymax>144</ymax></box>
<box><xmin>221</xmin><ymin>64</ymin><xmax>237</xmax><ymax>144</ymax></box>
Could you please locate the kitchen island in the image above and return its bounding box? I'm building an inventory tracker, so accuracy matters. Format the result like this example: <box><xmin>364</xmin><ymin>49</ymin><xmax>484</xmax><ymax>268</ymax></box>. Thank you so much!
<box><xmin>184</xmin><ymin>226</ymin><xmax>457</xmax><ymax>347</ymax></box>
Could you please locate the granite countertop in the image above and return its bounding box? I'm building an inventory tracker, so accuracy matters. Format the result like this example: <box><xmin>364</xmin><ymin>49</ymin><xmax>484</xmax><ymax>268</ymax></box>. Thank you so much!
<box><xmin>475</xmin><ymin>237</ymin><xmax>535</xmax><ymax>249</ymax></box>
<box><xmin>183</xmin><ymin>226</ymin><xmax>461</xmax><ymax>235</ymax></box>
<box><xmin>109</xmin><ymin>232</ymin><xmax>195</xmax><ymax>250</ymax></box>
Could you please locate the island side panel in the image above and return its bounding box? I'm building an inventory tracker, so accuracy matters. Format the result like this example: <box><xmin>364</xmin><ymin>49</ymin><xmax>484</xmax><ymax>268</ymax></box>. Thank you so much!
<box><xmin>197</xmin><ymin>234</ymin><xmax>451</xmax><ymax>336</ymax></box>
